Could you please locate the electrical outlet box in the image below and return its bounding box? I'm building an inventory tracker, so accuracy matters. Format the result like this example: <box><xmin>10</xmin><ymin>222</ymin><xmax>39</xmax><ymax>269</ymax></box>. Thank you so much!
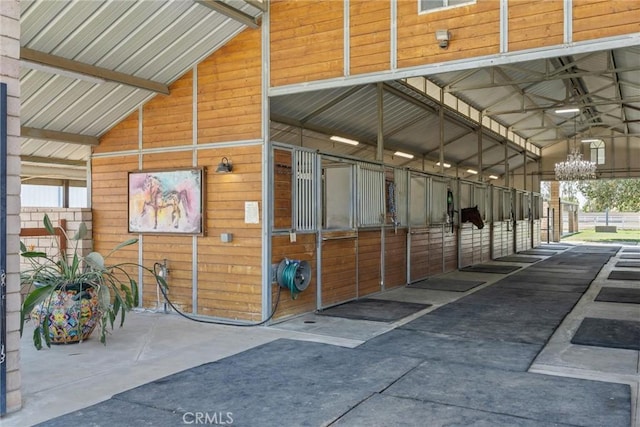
<box><xmin>220</xmin><ymin>233</ymin><xmax>233</xmax><ymax>243</ymax></box>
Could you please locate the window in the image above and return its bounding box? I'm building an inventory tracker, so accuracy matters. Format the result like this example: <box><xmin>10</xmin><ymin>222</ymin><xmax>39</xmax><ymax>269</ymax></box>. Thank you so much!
<box><xmin>420</xmin><ymin>0</ymin><xmax>475</xmax><ymax>13</ymax></box>
<box><xmin>590</xmin><ymin>140</ymin><xmax>605</xmax><ymax>165</ymax></box>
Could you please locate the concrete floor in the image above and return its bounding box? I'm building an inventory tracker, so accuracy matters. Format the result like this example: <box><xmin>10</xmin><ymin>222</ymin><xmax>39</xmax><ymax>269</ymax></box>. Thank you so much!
<box><xmin>2</xmin><ymin>243</ymin><xmax>639</xmax><ymax>426</ymax></box>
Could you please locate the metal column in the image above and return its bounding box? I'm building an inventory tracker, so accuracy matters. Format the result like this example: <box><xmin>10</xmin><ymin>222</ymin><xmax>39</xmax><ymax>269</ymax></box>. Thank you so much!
<box><xmin>0</xmin><ymin>82</ymin><xmax>8</xmax><ymax>415</ymax></box>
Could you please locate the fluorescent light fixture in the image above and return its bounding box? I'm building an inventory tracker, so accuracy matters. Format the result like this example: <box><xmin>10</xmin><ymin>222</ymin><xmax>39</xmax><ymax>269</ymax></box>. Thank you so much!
<box><xmin>20</xmin><ymin>59</ymin><xmax>106</xmax><ymax>85</ymax></box>
<box><xmin>436</xmin><ymin>161</ymin><xmax>451</xmax><ymax>168</ymax></box>
<box><xmin>330</xmin><ymin>135</ymin><xmax>359</xmax><ymax>146</ymax></box>
<box><xmin>554</xmin><ymin>108</ymin><xmax>580</xmax><ymax>114</ymax></box>
<box><xmin>581</xmin><ymin>138</ymin><xmax>601</xmax><ymax>143</ymax></box>
<box><xmin>394</xmin><ymin>151</ymin><xmax>414</xmax><ymax>159</ymax></box>
<box><xmin>466</xmin><ymin>169</ymin><xmax>478</xmax><ymax>175</ymax></box>
<box><xmin>489</xmin><ymin>175</ymin><xmax>499</xmax><ymax>180</ymax></box>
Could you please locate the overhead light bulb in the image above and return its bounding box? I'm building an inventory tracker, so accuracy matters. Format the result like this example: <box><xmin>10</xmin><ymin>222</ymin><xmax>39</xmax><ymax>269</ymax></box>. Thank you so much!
<box><xmin>466</xmin><ymin>169</ymin><xmax>478</xmax><ymax>175</ymax></box>
<box><xmin>489</xmin><ymin>175</ymin><xmax>499</xmax><ymax>180</ymax></box>
<box><xmin>554</xmin><ymin>108</ymin><xmax>580</xmax><ymax>114</ymax></box>
<box><xmin>394</xmin><ymin>151</ymin><xmax>414</xmax><ymax>159</ymax></box>
<box><xmin>436</xmin><ymin>161</ymin><xmax>451</xmax><ymax>168</ymax></box>
<box><xmin>330</xmin><ymin>136</ymin><xmax>359</xmax><ymax>146</ymax></box>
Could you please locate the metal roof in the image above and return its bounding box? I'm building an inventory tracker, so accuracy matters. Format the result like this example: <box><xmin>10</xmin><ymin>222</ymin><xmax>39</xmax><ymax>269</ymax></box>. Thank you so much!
<box><xmin>20</xmin><ymin>0</ymin><xmax>263</xmax><ymax>183</ymax></box>
<box><xmin>19</xmin><ymin>2</ymin><xmax>640</xmax><ymax>183</ymax></box>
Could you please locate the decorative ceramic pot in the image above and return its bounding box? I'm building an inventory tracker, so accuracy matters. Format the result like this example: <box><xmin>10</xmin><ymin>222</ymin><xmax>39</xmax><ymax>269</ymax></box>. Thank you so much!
<box><xmin>31</xmin><ymin>284</ymin><xmax>101</xmax><ymax>344</ymax></box>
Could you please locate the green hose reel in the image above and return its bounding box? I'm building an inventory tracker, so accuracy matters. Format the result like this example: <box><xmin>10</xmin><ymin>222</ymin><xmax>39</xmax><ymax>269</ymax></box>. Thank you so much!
<box><xmin>274</xmin><ymin>258</ymin><xmax>311</xmax><ymax>299</ymax></box>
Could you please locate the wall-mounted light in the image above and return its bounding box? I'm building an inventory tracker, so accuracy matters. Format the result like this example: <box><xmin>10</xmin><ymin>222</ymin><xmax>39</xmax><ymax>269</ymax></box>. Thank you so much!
<box><xmin>466</xmin><ymin>168</ymin><xmax>478</xmax><ymax>175</ymax></box>
<box><xmin>436</xmin><ymin>161</ymin><xmax>451</xmax><ymax>168</ymax></box>
<box><xmin>330</xmin><ymin>135</ymin><xmax>359</xmax><ymax>146</ymax></box>
<box><xmin>435</xmin><ymin>29</ymin><xmax>451</xmax><ymax>49</ymax></box>
<box><xmin>216</xmin><ymin>157</ymin><xmax>233</xmax><ymax>173</ymax></box>
<box><xmin>394</xmin><ymin>151</ymin><xmax>414</xmax><ymax>159</ymax></box>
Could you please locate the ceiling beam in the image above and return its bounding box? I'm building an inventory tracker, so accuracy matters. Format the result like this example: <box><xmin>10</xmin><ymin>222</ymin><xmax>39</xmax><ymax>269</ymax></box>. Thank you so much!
<box><xmin>195</xmin><ymin>0</ymin><xmax>260</xmax><ymax>28</ymax></box>
<box><xmin>243</xmin><ymin>0</ymin><xmax>267</xmax><ymax>12</ymax></box>
<box><xmin>21</xmin><ymin>48</ymin><xmax>170</xmax><ymax>95</ymax></box>
<box><xmin>21</xmin><ymin>156</ymin><xmax>87</xmax><ymax>167</ymax></box>
<box><xmin>21</xmin><ymin>126</ymin><xmax>99</xmax><ymax>146</ymax></box>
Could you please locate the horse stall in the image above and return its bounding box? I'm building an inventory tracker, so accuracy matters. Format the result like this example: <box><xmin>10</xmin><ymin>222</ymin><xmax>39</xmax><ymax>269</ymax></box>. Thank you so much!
<box><xmin>514</xmin><ymin>190</ymin><xmax>533</xmax><ymax>253</ymax></box>
<box><xmin>491</xmin><ymin>186</ymin><xmax>515</xmax><ymax>259</ymax></box>
<box><xmin>458</xmin><ymin>180</ymin><xmax>490</xmax><ymax>268</ymax></box>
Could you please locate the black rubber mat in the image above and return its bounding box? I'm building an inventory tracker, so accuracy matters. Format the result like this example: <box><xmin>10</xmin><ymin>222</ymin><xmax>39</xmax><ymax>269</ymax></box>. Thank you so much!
<box><xmin>622</xmin><ymin>247</ymin><xmax>640</xmax><ymax>253</ymax></box>
<box><xmin>595</xmin><ymin>287</ymin><xmax>640</xmax><ymax>304</ymax></box>
<box><xmin>518</xmin><ymin>249</ymin><xmax>558</xmax><ymax>256</ymax></box>
<box><xmin>536</xmin><ymin>245</ymin><xmax>571</xmax><ymax>250</ymax></box>
<box><xmin>494</xmin><ymin>255</ymin><xmax>542</xmax><ymax>263</ymax></box>
<box><xmin>615</xmin><ymin>261</ymin><xmax>640</xmax><ymax>268</ymax></box>
<box><xmin>620</xmin><ymin>253</ymin><xmax>640</xmax><ymax>259</ymax></box>
<box><xmin>318</xmin><ymin>298</ymin><xmax>431</xmax><ymax>322</ymax></box>
<box><xmin>571</xmin><ymin>317</ymin><xmax>640</xmax><ymax>351</ymax></box>
<box><xmin>608</xmin><ymin>270</ymin><xmax>640</xmax><ymax>281</ymax></box>
<box><xmin>409</xmin><ymin>278</ymin><xmax>485</xmax><ymax>292</ymax></box>
<box><xmin>460</xmin><ymin>264</ymin><xmax>521</xmax><ymax>274</ymax></box>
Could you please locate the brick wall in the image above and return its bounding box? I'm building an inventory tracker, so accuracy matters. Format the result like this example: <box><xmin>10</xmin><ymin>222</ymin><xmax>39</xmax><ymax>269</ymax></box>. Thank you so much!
<box><xmin>19</xmin><ymin>208</ymin><xmax>93</xmax><ymax>272</ymax></box>
<box><xmin>1</xmin><ymin>0</ymin><xmax>22</xmax><ymax>414</ymax></box>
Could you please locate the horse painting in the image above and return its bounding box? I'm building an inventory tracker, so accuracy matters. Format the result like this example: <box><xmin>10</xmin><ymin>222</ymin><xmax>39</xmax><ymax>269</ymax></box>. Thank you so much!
<box><xmin>129</xmin><ymin>169</ymin><xmax>203</xmax><ymax>234</ymax></box>
<box><xmin>460</xmin><ymin>206</ymin><xmax>484</xmax><ymax>229</ymax></box>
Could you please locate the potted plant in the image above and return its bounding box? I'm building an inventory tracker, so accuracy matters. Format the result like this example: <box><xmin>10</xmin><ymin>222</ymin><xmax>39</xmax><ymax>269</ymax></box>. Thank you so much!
<box><xmin>20</xmin><ymin>214</ymin><xmax>163</xmax><ymax>349</ymax></box>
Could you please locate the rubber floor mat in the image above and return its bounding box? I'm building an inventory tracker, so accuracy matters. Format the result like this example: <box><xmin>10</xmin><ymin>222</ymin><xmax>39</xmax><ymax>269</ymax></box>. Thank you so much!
<box><xmin>595</xmin><ymin>287</ymin><xmax>640</xmax><ymax>304</ymax></box>
<box><xmin>571</xmin><ymin>317</ymin><xmax>640</xmax><ymax>351</ymax></box>
<box><xmin>608</xmin><ymin>270</ymin><xmax>640</xmax><ymax>281</ymax></box>
<box><xmin>615</xmin><ymin>261</ymin><xmax>640</xmax><ymax>268</ymax></box>
<box><xmin>318</xmin><ymin>298</ymin><xmax>431</xmax><ymax>322</ymax></box>
<box><xmin>460</xmin><ymin>264</ymin><xmax>521</xmax><ymax>274</ymax></box>
<box><xmin>494</xmin><ymin>256</ymin><xmax>542</xmax><ymax>263</ymax></box>
<box><xmin>409</xmin><ymin>278</ymin><xmax>485</xmax><ymax>292</ymax></box>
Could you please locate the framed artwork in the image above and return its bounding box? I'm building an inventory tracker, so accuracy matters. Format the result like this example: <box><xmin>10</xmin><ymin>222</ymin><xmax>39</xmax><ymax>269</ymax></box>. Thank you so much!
<box><xmin>128</xmin><ymin>168</ymin><xmax>205</xmax><ymax>235</ymax></box>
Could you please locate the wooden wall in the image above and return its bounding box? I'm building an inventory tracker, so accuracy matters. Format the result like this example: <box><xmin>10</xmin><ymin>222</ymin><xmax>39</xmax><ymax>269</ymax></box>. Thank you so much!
<box><xmin>533</xmin><ymin>220</ymin><xmax>542</xmax><ymax>248</ymax></box>
<box><xmin>508</xmin><ymin>1</ymin><xmax>564</xmax><ymax>51</ymax></box>
<box><xmin>491</xmin><ymin>221</ymin><xmax>515</xmax><ymax>259</ymax></box>
<box><xmin>409</xmin><ymin>228</ymin><xmax>430</xmax><ymax>281</ymax></box>
<box><xmin>92</xmin><ymin>28</ymin><xmax>264</xmax><ymax>321</ymax></box>
<box><xmin>385</xmin><ymin>228</ymin><xmax>407</xmax><ymax>288</ymax></box>
<box><xmin>515</xmin><ymin>220</ymin><xmax>531</xmax><ymax>253</ymax></box>
<box><xmin>358</xmin><ymin>229</ymin><xmax>382</xmax><ymax>296</ymax></box>
<box><xmin>270</xmin><ymin>0</ymin><xmax>344</xmax><ymax>87</ymax></box>
<box><xmin>349</xmin><ymin>0</ymin><xmax>390</xmax><ymax>75</ymax></box>
<box><xmin>397</xmin><ymin>0</ymin><xmax>501</xmax><ymax>68</ymax></box>
<box><xmin>409</xmin><ymin>225</ymin><xmax>457</xmax><ymax>282</ymax></box>
<box><xmin>268</xmin><ymin>1</ymin><xmax>637</xmax><ymax>88</ymax></box>
<box><xmin>573</xmin><ymin>0</ymin><xmax>640</xmax><ymax>42</ymax></box>
<box><xmin>460</xmin><ymin>223</ymin><xmax>491</xmax><ymax>267</ymax></box>
<box><xmin>321</xmin><ymin>232</ymin><xmax>357</xmax><ymax>307</ymax></box>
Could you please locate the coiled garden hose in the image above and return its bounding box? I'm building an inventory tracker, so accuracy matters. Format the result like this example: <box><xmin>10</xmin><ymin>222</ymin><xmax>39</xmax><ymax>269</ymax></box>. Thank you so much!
<box><xmin>152</xmin><ymin>262</ymin><xmax>281</xmax><ymax>327</ymax></box>
<box><xmin>280</xmin><ymin>260</ymin><xmax>301</xmax><ymax>299</ymax></box>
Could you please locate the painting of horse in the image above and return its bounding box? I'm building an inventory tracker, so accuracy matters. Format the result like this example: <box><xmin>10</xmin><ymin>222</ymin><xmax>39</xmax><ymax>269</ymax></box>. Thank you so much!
<box><xmin>460</xmin><ymin>206</ymin><xmax>484</xmax><ymax>229</ymax></box>
<box><xmin>128</xmin><ymin>169</ymin><xmax>203</xmax><ymax>234</ymax></box>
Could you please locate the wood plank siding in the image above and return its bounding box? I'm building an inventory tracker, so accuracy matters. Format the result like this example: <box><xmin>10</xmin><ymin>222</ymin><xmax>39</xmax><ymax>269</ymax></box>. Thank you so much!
<box><xmin>92</xmin><ymin>28</ymin><xmax>264</xmax><ymax>321</ymax></box>
<box><xmin>385</xmin><ymin>228</ymin><xmax>407</xmax><ymax>288</ymax></box>
<box><xmin>358</xmin><ymin>229</ymin><xmax>382</xmax><ymax>296</ymax></box>
<box><xmin>270</xmin><ymin>0</ymin><xmax>344</xmax><ymax>87</ymax></box>
<box><xmin>349</xmin><ymin>0</ymin><xmax>390</xmax><ymax>75</ymax></box>
<box><xmin>396</xmin><ymin>0</ymin><xmax>501</xmax><ymax>69</ymax></box>
<box><xmin>509</xmin><ymin>1</ymin><xmax>564</xmax><ymax>51</ymax></box>
<box><xmin>321</xmin><ymin>232</ymin><xmax>357</xmax><ymax>307</ymax></box>
<box><xmin>573</xmin><ymin>0</ymin><xmax>640</xmax><ymax>42</ymax></box>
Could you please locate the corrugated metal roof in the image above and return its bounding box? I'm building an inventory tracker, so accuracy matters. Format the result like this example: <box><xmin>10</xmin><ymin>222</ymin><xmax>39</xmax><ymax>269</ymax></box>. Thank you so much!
<box><xmin>20</xmin><ymin>0</ymin><xmax>262</xmax><ymax>182</ymax></box>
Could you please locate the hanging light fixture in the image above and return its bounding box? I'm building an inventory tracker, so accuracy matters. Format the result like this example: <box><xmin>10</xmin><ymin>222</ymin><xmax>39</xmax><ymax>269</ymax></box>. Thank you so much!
<box><xmin>554</xmin><ymin>112</ymin><xmax>596</xmax><ymax>181</ymax></box>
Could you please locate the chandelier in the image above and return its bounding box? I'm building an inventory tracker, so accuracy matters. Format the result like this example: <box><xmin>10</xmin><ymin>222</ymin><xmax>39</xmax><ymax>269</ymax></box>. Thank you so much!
<box><xmin>554</xmin><ymin>148</ymin><xmax>597</xmax><ymax>181</ymax></box>
<box><xmin>554</xmin><ymin>110</ymin><xmax>597</xmax><ymax>181</ymax></box>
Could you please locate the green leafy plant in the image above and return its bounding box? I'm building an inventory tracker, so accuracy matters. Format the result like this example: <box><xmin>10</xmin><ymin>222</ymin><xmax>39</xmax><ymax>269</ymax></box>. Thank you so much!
<box><xmin>20</xmin><ymin>214</ymin><xmax>164</xmax><ymax>349</ymax></box>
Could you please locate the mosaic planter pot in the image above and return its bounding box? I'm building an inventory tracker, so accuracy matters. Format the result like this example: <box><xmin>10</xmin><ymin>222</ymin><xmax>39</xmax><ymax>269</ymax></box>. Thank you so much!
<box><xmin>30</xmin><ymin>284</ymin><xmax>101</xmax><ymax>344</ymax></box>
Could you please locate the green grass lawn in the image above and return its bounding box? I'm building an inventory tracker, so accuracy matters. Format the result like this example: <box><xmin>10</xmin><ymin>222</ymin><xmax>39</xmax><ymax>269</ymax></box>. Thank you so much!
<box><xmin>562</xmin><ymin>228</ymin><xmax>640</xmax><ymax>244</ymax></box>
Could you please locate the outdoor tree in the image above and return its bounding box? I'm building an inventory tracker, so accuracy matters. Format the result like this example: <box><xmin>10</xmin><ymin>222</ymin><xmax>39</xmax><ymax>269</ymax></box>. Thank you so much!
<box><xmin>578</xmin><ymin>179</ymin><xmax>640</xmax><ymax>212</ymax></box>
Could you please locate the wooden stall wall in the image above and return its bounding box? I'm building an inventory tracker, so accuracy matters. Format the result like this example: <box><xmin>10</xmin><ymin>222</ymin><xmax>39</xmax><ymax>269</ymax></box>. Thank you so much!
<box><xmin>573</xmin><ymin>0</ymin><xmax>640</xmax><ymax>42</ymax></box>
<box><xmin>533</xmin><ymin>220</ymin><xmax>542</xmax><ymax>247</ymax></box>
<box><xmin>349</xmin><ymin>0</ymin><xmax>390</xmax><ymax>75</ymax></box>
<box><xmin>358</xmin><ymin>229</ymin><xmax>382</xmax><ymax>296</ymax></box>
<box><xmin>321</xmin><ymin>231</ymin><xmax>358</xmax><ymax>307</ymax></box>
<box><xmin>270</xmin><ymin>0</ymin><xmax>344</xmax><ymax>87</ymax></box>
<box><xmin>397</xmin><ymin>0</ymin><xmax>500</xmax><ymax>69</ymax></box>
<box><xmin>409</xmin><ymin>228</ymin><xmax>430</xmax><ymax>281</ymax></box>
<box><xmin>385</xmin><ymin>228</ymin><xmax>407</xmax><ymax>288</ymax></box>
<box><xmin>491</xmin><ymin>221</ymin><xmax>515</xmax><ymax>259</ymax></box>
<box><xmin>508</xmin><ymin>1</ymin><xmax>563</xmax><ymax>51</ymax></box>
<box><xmin>92</xmin><ymin>28</ymin><xmax>264</xmax><ymax>321</ymax></box>
<box><xmin>515</xmin><ymin>220</ymin><xmax>529</xmax><ymax>253</ymax></box>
